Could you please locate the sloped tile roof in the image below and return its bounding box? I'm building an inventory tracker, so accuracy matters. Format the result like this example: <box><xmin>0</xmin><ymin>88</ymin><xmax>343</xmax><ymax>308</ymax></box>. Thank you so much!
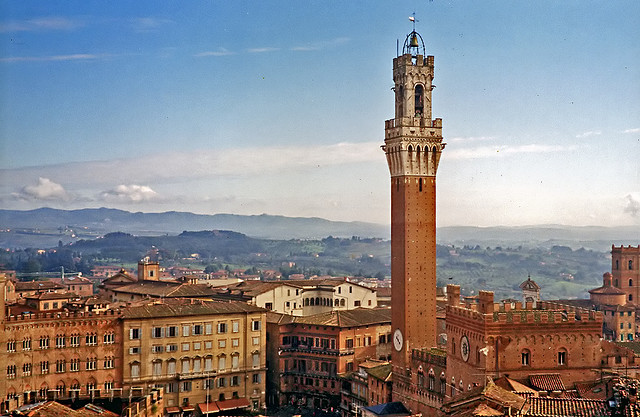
<box><xmin>366</xmin><ymin>363</ymin><xmax>392</xmax><ymax>382</ymax></box>
<box><xmin>589</xmin><ymin>284</ymin><xmax>627</xmax><ymax>295</ymax></box>
<box><xmin>493</xmin><ymin>376</ymin><xmax>538</xmax><ymax>394</ymax></box>
<box><xmin>15</xmin><ymin>281</ymin><xmax>64</xmax><ymax>291</ymax></box>
<box><xmin>524</xmin><ymin>397</ymin><xmax>608</xmax><ymax>417</ymax></box>
<box><xmin>529</xmin><ymin>374</ymin><xmax>566</xmax><ymax>392</ymax></box>
<box><xmin>520</xmin><ymin>278</ymin><xmax>541</xmax><ymax>290</ymax></box>
<box><xmin>121</xmin><ymin>299</ymin><xmax>264</xmax><ymax>319</ymax></box>
<box><xmin>289</xmin><ymin>307</ymin><xmax>391</xmax><ymax>327</ymax></box>
<box><xmin>443</xmin><ymin>380</ymin><xmax>527</xmax><ymax>412</ymax></box>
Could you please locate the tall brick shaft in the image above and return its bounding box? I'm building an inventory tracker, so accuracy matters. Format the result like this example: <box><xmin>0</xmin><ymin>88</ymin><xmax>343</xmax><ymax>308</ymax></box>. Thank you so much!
<box><xmin>383</xmin><ymin>30</ymin><xmax>445</xmax><ymax>373</ymax></box>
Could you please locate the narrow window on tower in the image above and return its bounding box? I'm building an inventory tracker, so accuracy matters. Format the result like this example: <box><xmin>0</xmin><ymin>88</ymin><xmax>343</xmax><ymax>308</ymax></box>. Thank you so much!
<box><xmin>419</xmin><ymin>178</ymin><xmax>423</xmax><ymax>192</ymax></box>
<box><xmin>414</xmin><ymin>84</ymin><xmax>424</xmax><ymax>116</ymax></box>
<box><xmin>396</xmin><ymin>179</ymin><xmax>399</xmax><ymax>192</ymax></box>
<box><xmin>397</xmin><ymin>85</ymin><xmax>404</xmax><ymax>117</ymax></box>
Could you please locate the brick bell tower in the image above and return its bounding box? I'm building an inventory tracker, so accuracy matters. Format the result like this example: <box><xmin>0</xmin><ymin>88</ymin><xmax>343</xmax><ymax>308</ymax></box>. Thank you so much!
<box><xmin>383</xmin><ymin>29</ymin><xmax>445</xmax><ymax>372</ymax></box>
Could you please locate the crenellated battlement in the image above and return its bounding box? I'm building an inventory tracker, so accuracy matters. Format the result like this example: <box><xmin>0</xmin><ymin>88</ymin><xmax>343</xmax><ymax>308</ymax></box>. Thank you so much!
<box><xmin>612</xmin><ymin>245</ymin><xmax>640</xmax><ymax>253</ymax></box>
<box><xmin>6</xmin><ymin>308</ymin><xmax>121</xmax><ymax>322</ymax></box>
<box><xmin>393</xmin><ymin>53</ymin><xmax>434</xmax><ymax>69</ymax></box>
<box><xmin>446</xmin><ymin>300</ymin><xmax>601</xmax><ymax>324</ymax></box>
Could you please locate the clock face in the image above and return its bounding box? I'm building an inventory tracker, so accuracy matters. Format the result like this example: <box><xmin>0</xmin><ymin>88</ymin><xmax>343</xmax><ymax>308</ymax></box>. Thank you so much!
<box><xmin>460</xmin><ymin>335</ymin><xmax>470</xmax><ymax>362</ymax></box>
<box><xmin>393</xmin><ymin>329</ymin><xmax>403</xmax><ymax>352</ymax></box>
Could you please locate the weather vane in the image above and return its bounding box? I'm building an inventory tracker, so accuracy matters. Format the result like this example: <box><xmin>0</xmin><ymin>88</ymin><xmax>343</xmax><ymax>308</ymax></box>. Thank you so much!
<box><xmin>409</xmin><ymin>12</ymin><xmax>418</xmax><ymax>31</ymax></box>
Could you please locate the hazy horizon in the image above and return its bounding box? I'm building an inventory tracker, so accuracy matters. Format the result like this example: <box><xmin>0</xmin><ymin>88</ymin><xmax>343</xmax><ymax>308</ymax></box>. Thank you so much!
<box><xmin>1</xmin><ymin>1</ymin><xmax>638</xmax><ymax>228</ymax></box>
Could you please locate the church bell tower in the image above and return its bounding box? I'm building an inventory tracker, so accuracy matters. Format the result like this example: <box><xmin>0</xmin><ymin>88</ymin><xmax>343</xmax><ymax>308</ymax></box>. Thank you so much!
<box><xmin>383</xmin><ymin>29</ymin><xmax>445</xmax><ymax>371</ymax></box>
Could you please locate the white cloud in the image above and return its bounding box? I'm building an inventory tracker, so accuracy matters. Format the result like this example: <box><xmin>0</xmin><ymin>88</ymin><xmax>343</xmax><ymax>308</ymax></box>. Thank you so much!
<box><xmin>0</xmin><ymin>17</ymin><xmax>83</xmax><ymax>32</ymax></box>
<box><xmin>290</xmin><ymin>37</ymin><xmax>350</xmax><ymax>52</ymax></box>
<box><xmin>14</xmin><ymin>177</ymin><xmax>70</xmax><ymax>201</ymax></box>
<box><xmin>194</xmin><ymin>48</ymin><xmax>235</xmax><ymax>57</ymax></box>
<box><xmin>100</xmin><ymin>185</ymin><xmax>159</xmax><ymax>203</ymax></box>
<box><xmin>0</xmin><ymin>54</ymin><xmax>112</xmax><ymax>63</ymax></box>
<box><xmin>575</xmin><ymin>130</ymin><xmax>602</xmax><ymax>138</ymax></box>
<box><xmin>130</xmin><ymin>17</ymin><xmax>173</xmax><ymax>32</ymax></box>
<box><xmin>624</xmin><ymin>193</ymin><xmax>640</xmax><ymax>218</ymax></box>
<box><xmin>446</xmin><ymin>144</ymin><xmax>580</xmax><ymax>160</ymax></box>
<box><xmin>623</xmin><ymin>128</ymin><xmax>640</xmax><ymax>134</ymax></box>
<box><xmin>247</xmin><ymin>47</ymin><xmax>279</xmax><ymax>53</ymax></box>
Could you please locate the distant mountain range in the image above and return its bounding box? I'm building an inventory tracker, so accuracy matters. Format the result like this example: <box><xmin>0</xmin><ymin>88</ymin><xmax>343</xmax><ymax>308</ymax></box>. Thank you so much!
<box><xmin>0</xmin><ymin>208</ymin><xmax>638</xmax><ymax>251</ymax></box>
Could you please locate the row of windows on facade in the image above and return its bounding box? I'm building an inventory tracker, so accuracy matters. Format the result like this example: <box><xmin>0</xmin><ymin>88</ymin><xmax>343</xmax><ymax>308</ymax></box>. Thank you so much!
<box><xmin>130</xmin><ymin>321</ymin><xmax>261</xmax><ymax>340</ymax></box>
<box><xmin>417</xmin><ymin>370</ymin><xmax>447</xmax><ymax>395</ymax></box>
<box><xmin>170</xmin><ymin>389</ymin><xmax>255</xmax><ymax>407</ymax></box>
<box><xmin>282</xmin><ymin>334</ymin><xmax>390</xmax><ymax>350</ymax></box>
<box><xmin>283</xmin><ymin>359</ymin><xmax>338</xmax><ymax>375</ymax></box>
<box><xmin>6</xmin><ymin>333</ymin><xmax>115</xmax><ymax>352</ymax></box>
<box><xmin>7</xmin><ymin>357</ymin><xmax>115</xmax><ymax>378</ymax></box>
<box><xmin>290</xmin><ymin>376</ymin><xmax>336</xmax><ymax>390</ymax></box>
<box><xmin>6</xmin><ymin>381</ymin><xmax>113</xmax><ymax>400</ymax></box>
<box><xmin>520</xmin><ymin>349</ymin><xmax>568</xmax><ymax>366</ymax></box>
<box><xmin>140</xmin><ymin>336</ymin><xmax>260</xmax><ymax>355</ymax></box>
<box><xmin>129</xmin><ymin>353</ymin><xmax>261</xmax><ymax>378</ymax></box>
<box><xmin>159</xmin><ymin>373</ymin><xmax>262</xmax><ymax>394</ymax></box>
<box><xmin>615</xmin><ymin>260</ymin><xmax>635</xmax><ymax>270</ymax></box>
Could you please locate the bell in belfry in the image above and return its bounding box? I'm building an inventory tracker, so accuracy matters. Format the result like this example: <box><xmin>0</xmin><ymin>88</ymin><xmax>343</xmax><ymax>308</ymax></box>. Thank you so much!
<box><xmin>410</xmin><ymin>33</ymin><xmax>419</xmax><ymax>48</ymax></box>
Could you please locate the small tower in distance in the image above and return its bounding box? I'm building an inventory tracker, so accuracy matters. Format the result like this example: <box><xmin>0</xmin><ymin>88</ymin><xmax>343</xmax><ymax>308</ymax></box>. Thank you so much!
<box><xmin>520</xmin><ymin>275</ymin><xmax>541</xmax><ymax>307</ymax></box>
<box><xmin>138</xmin><ymin>258</ymin><xmax>160</xmax><ymax>281</ymax></box>
<box><xmin>383</xmin><ymin>27</ymin><xmax>445</xmax><ymax>373</ymax></box>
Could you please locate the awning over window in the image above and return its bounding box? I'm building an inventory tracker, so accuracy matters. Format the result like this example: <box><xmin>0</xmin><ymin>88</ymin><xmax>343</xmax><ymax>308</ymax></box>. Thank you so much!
<box><xmin>215</xmin><ymin>397</ymin><xmax>251</xmax><ymax>411</ymax></box>
<box><xmin>197</xmin><ymin>403</ymin><xmax>220</xmax><ymax>414</ymax></box>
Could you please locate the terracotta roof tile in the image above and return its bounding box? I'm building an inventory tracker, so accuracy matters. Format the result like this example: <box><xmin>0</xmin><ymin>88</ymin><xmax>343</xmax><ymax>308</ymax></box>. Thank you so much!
<box><xmin>529</xmin><ymin>374</ymin><xmax>566</xmax><ymax>392</ymax></box>
<box><xmin>290</xmin><ymin>307</ymin><xmax>391</xmax><ymax>327</ymax></box>
<box><xmin>524</xmin><ymin>397</ymin><xmax>608</xmax><ymax>416</ymax></box>
<box><xmin>121</xmin><ymin>299</ymin><xmax>264</xmax><ymax>319</ymax></box>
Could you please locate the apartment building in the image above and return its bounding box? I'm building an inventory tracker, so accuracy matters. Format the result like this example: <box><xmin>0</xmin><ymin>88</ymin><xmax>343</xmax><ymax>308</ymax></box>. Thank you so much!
<box><xmin>268</xmin><ymin>307</ymin><xmax>391</xmax><ymax>411</ymax></box>
<box><xmin>226</xmin><ymin>278</ymin><xmax>378</xmax><ymax>316</ymax></box>
<box><xmin>120</xmin><ymin>299</ymin><xmax>266</xmax><ymax>414</ymax></box>
<box><xmin>1</xmin><ymin>276</ymin><xmax>122</xmax><ymax>413</ymax></box>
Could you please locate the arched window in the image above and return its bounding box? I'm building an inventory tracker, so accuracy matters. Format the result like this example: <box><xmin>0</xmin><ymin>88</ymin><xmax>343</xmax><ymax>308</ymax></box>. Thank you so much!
<box><xmin>630</xmin><ymin>294</ymin><xmax>634</xmax><ymax>302</ymax></box>
<box><xmin>57</xmin><ymin>381</ymin><xmax>66</xmax><ymax>397</ymax></box>
<box><xmin>414</xmin><ymin>85</ymin><xmax>424</xmax><ymax>116</ymax></box>
<box><xmin>310</xmin><ymin>298</ymin><xmax>314</xmax><ymax>306</ymax></box>
<box><xmin>340</xmin><ymin>299</ymin><xmax>345</xmax><ymax>307</ymax></box>
<box><xmin>521</xmin><ymin>349</ymin><xmax>530</xmax><ymax>366</ymax></box>
<box><xmin>557</xmin><ymin>348</ymin><xmax>567</xmax><ymax>366</ymax></box>
<box><xmin>152</xmin><ymin>360</ymin><xmax>162</xmax><ymax>376</ymax></box>
<box><xmin>167</xmin><ymin>359</ymin><xmax>176</xmax><ymax>376</ymax></box>
<box><xmin>419</xmin><ymin>178</ymin><xmax>423</xmax><ymax>192</ymax></box>
<box><xmin>630</xmin><ymin>279</ymin><xmax>634</xmax><ymax>287</ymax></box>
<box><xmin>182</xmin><ymin>358</ymin><xmax>191</xmax><ymax>374</ymax></box>
<box><xmin>451</xmin><ymin>337</ymin><xmax>456</xmax><ymax>355</ymax></box>
<box><xmin>615</xmin><ymin>279</ymin><xmax>619</xmax><ymax>287</ymax></box>
<box><xmin>630</xmin><ymin>260</ymin><xmax>634</xmax><ymax>270</ymax></box>
<box><xmin>616</xmin><ymin>260</ymin><xmax>619</xmax><ymax>270</ymax></box>
<box><xmin>417</xmin><ymin>366</ymin><xmax>424</xmax><ymax>386</ymax></box>
<box><xmin>451</xmin><ymin>377</ymin><xmax>456</xmax><ymax>397</ymax></box>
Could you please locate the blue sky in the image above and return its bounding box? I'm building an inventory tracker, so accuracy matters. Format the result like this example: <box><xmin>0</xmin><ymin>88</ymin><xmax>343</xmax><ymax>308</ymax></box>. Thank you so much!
<box><xmin>1</xmin><ymin>1</ymin><xmax>639</xmax><ymax>227</ymax></box>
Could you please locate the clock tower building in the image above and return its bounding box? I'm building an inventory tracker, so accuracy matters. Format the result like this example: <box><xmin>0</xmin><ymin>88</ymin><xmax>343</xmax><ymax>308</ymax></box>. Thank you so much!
<box><xmin>383</xmin><ymin>28</ymin><xmax>445</xmax><ymax>387</ymax></box>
